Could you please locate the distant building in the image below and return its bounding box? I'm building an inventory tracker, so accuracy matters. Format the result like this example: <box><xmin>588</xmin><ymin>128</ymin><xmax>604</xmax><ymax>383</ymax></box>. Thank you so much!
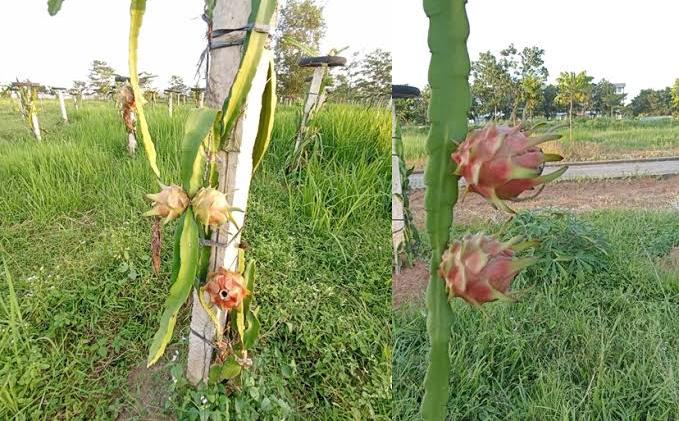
<box><xmin>613</xmin><ymin>83</ymin><xmax>626</xmax><ymax>96</ymax></box>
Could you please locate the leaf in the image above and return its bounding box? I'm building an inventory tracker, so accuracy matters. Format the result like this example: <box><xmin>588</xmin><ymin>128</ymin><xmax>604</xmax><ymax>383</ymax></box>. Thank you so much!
<box><xmin>242</xmin><ymin>260</ymin><xmax>256</xmax><ymax>315</ymax></box>
<box><xmin>217</xmin><ymin>0</ymin><xmax>277</xmax><ymax>146</ymax></box>
<box><xmin>47</xmin><ymin>0</ymin><xmax>65</xmax><ymax>15</ymax></box>
<box><xmin>129</xmin><ymin>0</ymin><xmax>161</xmax><ymax>179</ymax></box>
<box><xmin>208</xmin><ymin>356</ymin><xmax>241</xmax><ymax>384</ymax></box>
<box><xmin>243</xmin><ymin>310</ymin><xmax>260</xmax><ymax>350</ymax></box>
<box><xmin>180</xmin><ymin>109</ymin><xmax>219</xmax><ymax>196</ymax></box>
<box><xmin>252</xmin><ymin>58</ymin><xmax>277</xmax><ymax>173</ymax></box>
<box><xmin>146</xmin><ymin>209</ymin><xmax>200</xmax><ymax>367</ymax></box>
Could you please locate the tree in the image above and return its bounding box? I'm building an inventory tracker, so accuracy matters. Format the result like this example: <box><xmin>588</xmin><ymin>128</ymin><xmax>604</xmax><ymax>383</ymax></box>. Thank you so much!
<box><xmin>274</xmin><ymin>0</ymin><xmax>326</xmax><ymax>100</ymax></box>
<box><xmin>521</xmin><ymin>75</ymin><xmax>542</xmax><ymax>120</ymax></box>
<box><xmin>671</xmin><ymin>78</ymin><xmax>679</xmax><ymax>114</ymax></box>
<box><xmin>167</xmin><ymin>75</ymin><xmax>188</xmax><ymax>94</ymax></box>
<box><xmin>87</xmin><ymin>60</ymin><xmax>116</xmax><ymax>98</ymax></box>
<box><xmin>592</xmin><ymin>79</ymin><xmax>625</xmax><ymax>117</ymax></box>
<box><xmin>555</xmin><ymin>71</ymin><xmax>593</xmax><ymax>141</ymax></box>
<box><xmin>540</xmin><ymin>84</ymin><xmax>560</xmax><ymax>119</ymax></box>
<box><xmin>353</xmin><ymin>49</ymin><xmax>391</xmax><ymax>101</ymax></box>
<box><xmin>470</xmin><ymin>51</ymin><xmax>512</xmax><ymax>119</ymax></box>
<box><xmin>396</xmin><ymin>85</ymin><xmax>431</xmax><ymax>125</ymax></box>
<box><xmin>629</xmin><ymin>88</ymin><xmax>672</xmax><ymax>116</ymax></box>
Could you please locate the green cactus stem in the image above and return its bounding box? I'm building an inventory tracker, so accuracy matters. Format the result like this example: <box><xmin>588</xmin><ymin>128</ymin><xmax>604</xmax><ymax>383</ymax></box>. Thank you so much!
<box><xmin>420</xmin><ymin>0</ymin><xmax>471</xmax><ymax>419</ymax></box>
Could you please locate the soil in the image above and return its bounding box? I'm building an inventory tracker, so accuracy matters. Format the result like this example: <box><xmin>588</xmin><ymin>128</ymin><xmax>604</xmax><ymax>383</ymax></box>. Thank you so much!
<box><xmin>394</xmin><ymin>175</ymin><xmax>679</xmax><ymax>307</ymax></box>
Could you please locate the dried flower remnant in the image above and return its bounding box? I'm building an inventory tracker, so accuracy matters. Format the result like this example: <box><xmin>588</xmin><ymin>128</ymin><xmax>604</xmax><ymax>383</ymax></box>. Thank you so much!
<box><xmin>205</xmin><ymin>268</ymin><xmax>249</xmax><ymax>311</ymax></box>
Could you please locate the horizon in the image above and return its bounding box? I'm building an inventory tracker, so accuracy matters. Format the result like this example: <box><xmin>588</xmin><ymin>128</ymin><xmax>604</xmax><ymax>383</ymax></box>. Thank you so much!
<box><xmin>392</xmin><ymin>0</ymin><xmax>679</xmax><ymax>100</ymax></box>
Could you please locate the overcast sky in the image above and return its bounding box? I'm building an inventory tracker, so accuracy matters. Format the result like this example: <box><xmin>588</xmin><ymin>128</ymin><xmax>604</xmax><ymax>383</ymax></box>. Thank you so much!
<box><xmin>393</xmin><ymin>0</ymin><xmax>679</xmax><ymax>100</ymax></box>
<box><xmin>0</xmin><ymin>0</ymin><xmax>389</xmax><ymax>90</ymax></box>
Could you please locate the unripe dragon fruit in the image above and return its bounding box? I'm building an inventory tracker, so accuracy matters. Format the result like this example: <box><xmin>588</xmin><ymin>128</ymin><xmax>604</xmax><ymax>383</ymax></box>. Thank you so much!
<box><xmin>192</xmin><ymin>187</ymin><xmax>238</xmax><ymax>228</ymax></box>
<box><xmin>453</xmin><ymin>124</ymin><xmax>568</xmax><ymax>213</ymax></box>
<box><xmin>144</xmin><ymin>184</ymin><xmax>190</xmax><ymax>223</ymax></box>
<box><xmin>205</xmin><ymin>268</ymin><xmax>249</xmax><ymax>311</ymax></box>
<box><xmin>439</xmin><ymin>233</ymin><xmax>537</xmax><ymax>306</ymax></box>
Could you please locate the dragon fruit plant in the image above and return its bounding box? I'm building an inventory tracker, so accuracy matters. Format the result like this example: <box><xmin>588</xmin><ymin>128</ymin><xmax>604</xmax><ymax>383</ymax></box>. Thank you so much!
<box><xmin>420</xmin><ymin>0</ymin><xmax>566</xmax><ymax>419</ymax></box>
<box><xmin>49</xmin><ymin>0</ymin><xmax>277</xmax><ymax>384</ymax></box>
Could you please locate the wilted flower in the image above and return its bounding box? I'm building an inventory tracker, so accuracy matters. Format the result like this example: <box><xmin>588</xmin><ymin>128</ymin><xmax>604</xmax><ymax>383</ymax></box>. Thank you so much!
<box><xmin>205</xmin><ymin>268</ymin><xmax>249</xmax><ymax>311</ymax></box>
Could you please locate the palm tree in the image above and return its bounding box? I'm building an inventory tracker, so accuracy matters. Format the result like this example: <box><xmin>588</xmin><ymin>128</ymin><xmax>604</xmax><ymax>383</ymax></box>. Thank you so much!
<box><xmin>555</xmin><ymin>71</ymin><xmax>592</xmax><ymax>141</ymax></box>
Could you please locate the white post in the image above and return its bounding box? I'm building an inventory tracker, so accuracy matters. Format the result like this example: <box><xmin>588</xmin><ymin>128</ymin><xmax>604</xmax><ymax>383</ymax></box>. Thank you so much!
<box><xmin>128</xmin><ymin>111</ymin><xmax>137</xmax><ymax>155</ymax></box>
<box><xmin>391</xmin><ymin>100</ymin><xmax>405</xmax><ymax>273</ymax></box>
<box><xmin>31</xmin><ymin>112</ymin><xmax>42</xmax><ymax>141</ymax></box>
<box><xmin>186</xmin><ymin>0</ymin><xmax>274</xmax><ymax>385</ymax></box>
<box><xmin>294</xmin><ymin>65</ymin><xmax>326</xmax><ymax>153</ymax></box>
<box><xmin>57</xmin><ymin>91</ymin><xmax>68</xmax><ymax>123</ymax></box>
<box><xmin>168</xmin><ymin>93</ymin><xmax>173</xmax><ymax>117</ymax></box>
<box><xmin>199</xmin><ymin>91</ymin><xmax>205</xmax><ymax>108</ymax></box>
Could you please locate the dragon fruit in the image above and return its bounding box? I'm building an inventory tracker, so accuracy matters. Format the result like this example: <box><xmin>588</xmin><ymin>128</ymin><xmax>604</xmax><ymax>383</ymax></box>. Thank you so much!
<box><xmin>192</xmin><ymin>187</ymin><xmax>238</xmax><ymax>228</ymax></box>
<box><xmin>205</xmin><ymin>268</ymin><xmax>249</xmax><ymax>311</ymax></box>
<box><xmin>144</xmin><ymin>184</ymin><xmax>189</xmax><ymax>223</ymax></box>
<box><xmin>452</xmin><ymin>124</ymin><xmax>568</xmax><ymax>212</ymax></box>
<box><xmin>439</xmin><ymin>233</ymin><xmax>537</xmax><ymax>306</ymax></box>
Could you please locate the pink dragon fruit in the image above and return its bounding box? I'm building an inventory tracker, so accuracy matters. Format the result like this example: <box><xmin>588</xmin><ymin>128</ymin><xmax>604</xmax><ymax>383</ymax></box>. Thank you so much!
<box><xmin>144</xmin><ymin>184</ymin><xmax>190</xmax><ymax>223</ymax></box>
<box><xmin>452</xmin><ymin>124</ymin><xmax>568</xmax><ymax>212</ymax></box>
<box><xmin>439</xmin><ymin>233</ymin><xmax>537</xmax><ymax>306</ymax></box>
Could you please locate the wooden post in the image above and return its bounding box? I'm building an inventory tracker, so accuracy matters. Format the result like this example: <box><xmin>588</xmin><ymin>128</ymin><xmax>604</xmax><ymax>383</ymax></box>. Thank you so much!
<box><xmin>31</xmin><ymin>112</ymin><xmax>42</xmax><ymax>141</ymax></box>
<box><xmin>56</xmin><ymin>90</ymin><xmax>68</xmax><ymax>123</ymax></box>
<box><xmin>186</xmin><ymin>0</ymin><xmax>274</xmax><ymax>385</ymax></box>
<box><xmin>293</xmin><ymin>65</ymin><xmax>326</xmax><ymax>153</ymax></box>
<box><xmin>168</xmin><ymin>93</ymin><xmax>173</xmax><ymax>117</ymax></box>
<box><xmin>128</xmin><ymin>111</ymin><xmax>137</xmax><ymax>155</ymax></box>
<box><xmin>199</xmin><ymin>91</ymin><xmax>205</xmax><ymax>108</ymax></box>
<box><xmin>391</xmin><ymin>100</ymin><xmax>405</xmax><ymax>273</ymax></box>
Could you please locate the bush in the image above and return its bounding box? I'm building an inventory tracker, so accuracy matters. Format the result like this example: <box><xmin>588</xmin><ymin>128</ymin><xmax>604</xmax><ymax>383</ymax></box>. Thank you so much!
<box><xmin>502</xmin><ymin>209</ymin><xmax>611</xmax><ymax>284</ymax></box>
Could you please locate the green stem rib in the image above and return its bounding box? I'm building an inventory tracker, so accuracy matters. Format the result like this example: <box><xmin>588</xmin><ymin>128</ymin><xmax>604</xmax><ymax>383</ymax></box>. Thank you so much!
<box><xmin>421</xmin><ymin>0</ymin><xmax>470</xmax><ymax>419</ymax></box>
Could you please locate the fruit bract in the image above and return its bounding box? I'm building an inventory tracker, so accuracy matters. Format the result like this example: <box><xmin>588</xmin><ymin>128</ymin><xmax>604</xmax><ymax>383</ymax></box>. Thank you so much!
<box><xmin>439</xmin><ymin>233</ymin><xmax>537</xmax><ymax>306</ymax></box>
<box><xmin>452</xmin><ymin>124</ymin><xmax>568</xmax><ymax>213</ymax></box>
<box><xmin>205</xmin><ymin>268</ymin><xmax>249</xmax><ymax>311</ymax></box>
<box><xmin>192</xmin><ymin>187</ymin><xmax>237</xmax><ymax>228</ymax></box>
<box><xmin>144</xmin><ymin>184</ymin><xmax>190</xmax><ymax>223</ymax></box>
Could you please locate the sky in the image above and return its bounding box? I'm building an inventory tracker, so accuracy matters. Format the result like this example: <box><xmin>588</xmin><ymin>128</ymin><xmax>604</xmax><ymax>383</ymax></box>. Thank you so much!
<box><xmin>393</xmin><ymin>0</ymin><xmax>679</xmax><ymax>100</ymax></box>
<box><xmin>0</xmin><ymin>0</ymin><xmax>389</xmax><ymax>91</ymax></box>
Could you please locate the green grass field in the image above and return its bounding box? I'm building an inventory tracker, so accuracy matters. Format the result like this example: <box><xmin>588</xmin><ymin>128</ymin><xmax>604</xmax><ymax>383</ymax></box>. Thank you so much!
<box><xmin>394</xmin><ymin>209</ymin><xmax>679</xmax><ymax>420</ymax></box>
<box><xmin>402</xmin><ymin>118</ymin><xmax>679</xmax><ymax>170</ymax></box>
<box><xmin>0</xmin><ymin>99</ymin><xmax>391</xmax><ymax>419</ymax></box>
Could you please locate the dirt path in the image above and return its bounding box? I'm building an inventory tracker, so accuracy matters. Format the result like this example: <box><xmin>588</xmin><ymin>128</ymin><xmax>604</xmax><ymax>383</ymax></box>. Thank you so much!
<box><xmin>393</xmin><ymin>175</ymin><xmax>679</xmax><ymax>307</ymax></box>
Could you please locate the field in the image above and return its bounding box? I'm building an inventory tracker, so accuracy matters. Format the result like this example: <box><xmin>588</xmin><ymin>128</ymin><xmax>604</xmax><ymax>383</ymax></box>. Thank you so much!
<box><xmin>402</xmin><ymin>118</ymin><xmax>679</xmax><ymax>170</ymax></box>
<box><xmin>0</xmin><ymin>99</ymin><xmax>391</xmax><ymax>419</ymax></box>
<box><xmin>393</xmin><ymin>200</ymin><xmax>679</xmax><ymax>418</ymax></box>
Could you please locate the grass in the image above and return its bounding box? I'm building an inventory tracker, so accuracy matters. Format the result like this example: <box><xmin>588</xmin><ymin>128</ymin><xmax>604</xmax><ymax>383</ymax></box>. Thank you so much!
<box><xmin>402</xmin><ymin>118</ymin><xmax>679</xmax><ymax>169</ymax></box>
<box><xmin>394</xmin><ymin>209</ymin><xmax>679</xmax><ymax>420</ymax></box>
<box><xmin>0</xmin><ymin>99</ymin><xmax>391</xmax><ymax>419</ymax></box>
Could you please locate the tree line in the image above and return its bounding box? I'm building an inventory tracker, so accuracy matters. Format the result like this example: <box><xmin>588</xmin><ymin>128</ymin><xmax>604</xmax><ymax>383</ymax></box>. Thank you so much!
<box><xmin>398</xmin><ymin>43</ymin><xmax>679</xmax><ymax>125</ymax></box>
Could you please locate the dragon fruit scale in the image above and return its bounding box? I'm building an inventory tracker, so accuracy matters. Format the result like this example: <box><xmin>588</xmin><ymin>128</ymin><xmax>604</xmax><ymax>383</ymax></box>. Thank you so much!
<box><xmin>144</xmin><ymin>184</ymin><xmax>190</xmax><ymax>223</ymax></box>
<box><xmin>439</xmin><ymin>233</ymin><xmax>537</xmax><ymax>306</ymax></box>
<box><xmin>452</xmin><ymin>124</ymin><xmax>568</xmax><ymax>213</ymax></box>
